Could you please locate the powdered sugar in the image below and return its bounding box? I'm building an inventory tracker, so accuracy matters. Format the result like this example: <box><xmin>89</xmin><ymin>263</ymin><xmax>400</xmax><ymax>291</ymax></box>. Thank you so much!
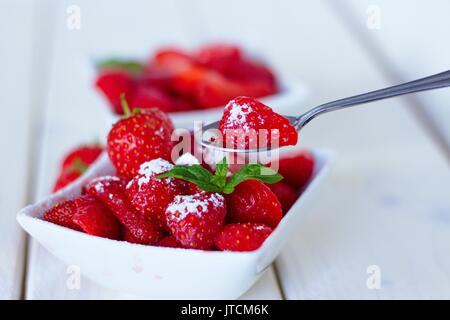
<box><xmin>175</xmin><ymin>153</ymin><xmax>200</xmax><ymax>166</ymax></box>
<box><xmin>166</xmin><ymin>193</ymin><xmax>224</xmax><ymax>221</ymax></box>
<box><xmin>89</xmin><ymin>176</ymin><xmax>120</xmax><ymax>193</ymax></box>
<box><xmin>129</xmin><ymin>158</ymin><xmax>174</xmax><ymax>190</ymax></box>
<box><xmin>224</xmin><ymin>100</ymin><xmax>253</xmax><ymax>130</ymax></box>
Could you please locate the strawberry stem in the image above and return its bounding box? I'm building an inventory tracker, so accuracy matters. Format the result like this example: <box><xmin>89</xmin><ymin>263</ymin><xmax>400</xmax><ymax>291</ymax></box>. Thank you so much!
<box><xmin>120</xmin><ymin>93</ymin><xmax>131</xmax><ymax>117</ymax></box>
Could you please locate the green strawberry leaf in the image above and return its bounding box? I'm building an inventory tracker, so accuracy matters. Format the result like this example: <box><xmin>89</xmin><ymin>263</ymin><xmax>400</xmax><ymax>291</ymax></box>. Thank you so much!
<box><xmin>157</xmin><ymin>157</ymin><xmax>283</xmax><ymax>195</ymax></box>
<box><xmin>97</xmin><ymin>59</ymin><xmax>144</xmax><ymax>75</ymax></box>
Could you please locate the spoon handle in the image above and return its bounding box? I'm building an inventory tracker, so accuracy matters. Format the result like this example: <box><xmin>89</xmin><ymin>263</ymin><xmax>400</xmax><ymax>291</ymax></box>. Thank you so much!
<box><xmin>296</xmin><ymin>70</ymin><xmax>450</xmax><ymax>129</ymax></box>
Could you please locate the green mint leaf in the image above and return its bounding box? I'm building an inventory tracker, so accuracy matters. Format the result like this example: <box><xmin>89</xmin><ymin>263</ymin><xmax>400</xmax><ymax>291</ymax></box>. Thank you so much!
<box><xmin>157</xmin><ymin>159</ymin><xmax>282</xmax><ymax>195</ymax></box>
<box><xmin>97</xmin><ymin>59</ymin><xmax>144</xmax><ymax>75</ymax></box>
<box><xmin>222</xmin><ymin>164</ymin><xmax>283</xmax><ymax>194</ymax></box>
<box><xmin>157</xmin><ymin>165</ymin><xmax>224</xmax><ymax>192</ymax></box>
<box><xmin>157</xmin><ymin>165</ymin><xmax>213</xmax><ymax>182</ymax></box>
<box><xmin>215</xmin><ymin>157</ymin><xmax>229</xmax><ymax>178</ymax></box>
<box><xmin>211</xmin><ymin>157</ymin><xmax>229</xmax><ymax>190</ymax></box>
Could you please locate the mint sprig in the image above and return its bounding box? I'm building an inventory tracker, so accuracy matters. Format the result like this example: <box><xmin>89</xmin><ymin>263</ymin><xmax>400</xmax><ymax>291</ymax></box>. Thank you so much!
<box><xmin>97</xmin><ymin>59</ymin><xmax>145</xmax><ymax>75</ymax></box>
<box><xmin>157</xmin><ymin>157</ymin><xmax>283</xmax><ymax>194</ymax></box>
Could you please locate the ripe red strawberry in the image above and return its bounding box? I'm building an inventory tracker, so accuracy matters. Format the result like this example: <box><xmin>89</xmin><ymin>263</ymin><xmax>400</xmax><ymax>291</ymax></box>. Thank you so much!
<box><xmin>271</xmin><ymin>151</ymin><xmax>314</xmax><ymax>189</ymax></box>
<box><xmin>226</xmin><ymin>179</ymin><xmax>282</xmax><ymax>228</ymax></box>
<box><xmin>125</xmin><ymin>159</ymin><xmax>186</xmax><ymax>229</ymax></box>
<box><xmin>107</xmin><ymin>98</ymin><xmax>174</xmax><ymax>178</ymax></box>
<box><xmin>194</xmin><ymin>72</ymin><xmax>248</xmax><ymax>109</ymax></box>
<box><xmin>157</xmin><ymin>235</ymin><xmax>183</xmax><ymax>248</ymax></box>
<box><xmin>53</xmin><ymin>145</ymin><xmax>103</xmax><ymax>192</ymax></box>
<box><xmin>151</xmin><ymin>48</ymin><xmax>196</xmax><ymax>72</ymax></box>
<box><xmin>95</xmin><ymin>69</ymin><xmax>135</xmax><ymax>114</ymax></box>
<box><xmin>268</xmin><ymin>182</ymin><xmax>298</xmax><ymax>213</ymax></box>
<box><xmin>61</xmin><ymin>145</ymin><xmax>103</xmax><ymax>171</ymax></box>
<box><xmin>71</xmin><ymin>195</ymin><xmax>121</xmax><ymax>239</ymax></box>
<box><xmin>215</xmin><ymin>223</ymin><xmax>273</xmax><ymax>252</ymax></box>
<box><xmin>165</xmin><ymin>192</ymin><xmax>226</xmax><ymax>250</ymax></box>
<box><xmin>224</xmin><ymin>59</ymin><xmax>276</xmax><ymax>86</ymax></box>
<box><xmin>196</xmin><ymin>44</ymin><xmax>242</xmax><ymax>75</ymax></box>
<box><xmin>123</xmin><ymin>228</ymin><xmax>143</xmax><ymax>244</ymax></box>
<box><xmin>218</xmin><ymin>96</ymin><xmax>298</xmax><ymax>149</ymax></box>
<box><xmin>85</xmin><ymin>176</ymin><xmax>164</xmax><ymax>244</ymax></box>
<box><xmin>43</xmin><ymin>199</ymin><xmax>83</xmax><ymax>231</ymax></box>
<box><xmin>130</xmin><ymin>84</ymin><xmax>174</xmax><ymax>113</ymax></box>
<box><xmin>53</xmin><ymin>170</ymin><xmax>85</xmax><ymax>193</ymax></box>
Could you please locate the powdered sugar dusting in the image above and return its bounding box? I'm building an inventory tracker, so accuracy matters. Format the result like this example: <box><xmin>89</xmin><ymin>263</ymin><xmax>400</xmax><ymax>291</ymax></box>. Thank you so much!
<box><xmin>175</xmin><ymin>153</ymin><xmax>200</xmax><ymax>166</ymax></box>
<box><xmin>130</xmin><ymin>158</ymin><xmax>173</xmax><ymax>190</ymax></box>
<box><xmin>224</xmin><ymin>100</ymin><xmax>253</xmax><ymax>130</ymax></box>
<box><xmin>89</xmin><ymin>176</ymin><xmax>120</xmax><ymax>193</ymax></box>
<box><xmin>166</xmin><ymin>193</ymin><xmax>224</xmax><ymax>221</ymax></box>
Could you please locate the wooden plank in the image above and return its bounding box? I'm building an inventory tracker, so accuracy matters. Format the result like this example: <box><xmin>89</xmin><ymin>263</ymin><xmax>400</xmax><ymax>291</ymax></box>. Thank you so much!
<box><xmin>0</xmin><ymin>0</ymin><xmax>40</xmax><ymax>299</ymax></box>
<box><xmin>25</xmin><ymin>0</ymin><xmax>282</xmax><ymax>299</ymax></box>
<box><xmin>333</xmin><ymin>0</ymin><xmax>450</xmax><ymax>150</ymax></box>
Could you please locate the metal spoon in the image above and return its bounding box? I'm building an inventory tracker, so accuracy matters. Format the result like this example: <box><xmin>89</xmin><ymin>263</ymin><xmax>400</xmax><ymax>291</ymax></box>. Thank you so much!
<box><xmin>199</xmin><ymin>70</ymin><xmax>450</xmax><ymax>153</ymax></box>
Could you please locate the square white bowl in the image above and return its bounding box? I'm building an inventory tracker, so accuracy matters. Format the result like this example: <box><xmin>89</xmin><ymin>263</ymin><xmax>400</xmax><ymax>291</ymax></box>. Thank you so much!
<box><xmin>17</xmin><ymin>149</ymin><xmax>333</xmax><ymax>299</ymax></box>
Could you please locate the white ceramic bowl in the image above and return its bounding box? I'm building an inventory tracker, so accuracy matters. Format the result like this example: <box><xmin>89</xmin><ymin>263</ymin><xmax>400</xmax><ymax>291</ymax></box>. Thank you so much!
<box><xmin>17</xmin><ymin>149</ymin><xmax>333</xmax><ymax>299</ymax></box>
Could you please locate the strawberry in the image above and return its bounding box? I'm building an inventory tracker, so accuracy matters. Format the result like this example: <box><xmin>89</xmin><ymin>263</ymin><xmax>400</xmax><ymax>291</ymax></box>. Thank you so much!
<box><xmin>123</xmin><ymin>228</ymin><xmax>143</xmax><ymax>244</ymax></box>
<box><xmin>268</xmin><ymin>182</ymin><xmax>298</xmax><ymax>213</ymax></box>
<box><xmin>85</xmin><ymin>176</ymin><xmax>164</xmax><ymax>244</ymax></box>
<box><xmin>71</xmin><ymin>195</ymin><xmax>121</xmax><ymax>239</ymax></box>
<box><xmin>223</xmin><ymin>59</ymin><xmax>276</xmax><ymax>87</ymax></box>
<box><xmin>218</xmin><ymin>96</ymin><xmax>298</xmax><ymax>149</ymax></box>
<box><xmin>43</xmin><ymin>199</ymin><xmax>83</xmax><ymax>231</ymax></box>
<box><xmin>215</xmin><ymin>223</ymin><xmax>273</xmax><ymax>251</ymax></box>
<box><xmin>53</xmin><ymin>145</ymin><xmax>103</xmax><ymax>192</ymax></box>
<box><xmin>271</xmin><ymin>151</ymin><xmax>314</xmax><ymax>189</ymax></box>
<box><xmin>196</xmin><ymin>44</ymin><xmax>242</xmax><ymax>75</ymax></box>
<box><xmin>157</xmin><ymin>235</ymin><xmax>183</xmax><ymax>248</ymax></box>
<box><xmin>107</xmin><ymin>96</ymin><xmax>174</xmax><ymax>178</ymax></box>
<box><xmin>226</xmin><ymin>179</ymin><xmax>282</xmax><ymax>228</ymax></box>
<box><xmin>53</xmin><ymin>170</ymin><xmax>85</xmax><ymax>193</ymax></box>
<box><xmin>130</xmin><ymin>84</ymin><xmax>175</xmax><ymax>113</ymax></box>
<box><xmin>125</xmin><ymin>159</ymin><xmax>186</xmax><ymax>229</ymax></box>
<box><xmin>165</xmin><ymin>192</ymin><xmax>226</xmax><ymax>250</ymax></box>
<box><xmin>194</xmin><ymin>72</ymin><xmax>248</xmax><ymax>109</ymax></box>
<box><xmin>95</xmin><ymin>69</ymin><xmax>135</xmax><ymax>114</ymax></box>
<box><xmin>151</xmin><ymin>48</ymin><xmax>196</xmax><ymax>72</ymax></box>
<box><xmin>61</xmin><ymin>145</ymin><xmax>103</xmax><ymax>171</ymax></box>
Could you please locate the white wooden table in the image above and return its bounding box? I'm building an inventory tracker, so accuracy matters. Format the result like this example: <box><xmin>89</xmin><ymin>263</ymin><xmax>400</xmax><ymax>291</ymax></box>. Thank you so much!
<box><xmin>2</xmin><ymin>0</ymin><xmax>450</xmax><ymax>299</ymax></box>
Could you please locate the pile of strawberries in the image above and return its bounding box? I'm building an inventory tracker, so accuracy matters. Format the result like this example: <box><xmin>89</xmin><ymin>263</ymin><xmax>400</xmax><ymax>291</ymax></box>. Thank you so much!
<box><xmin>45</xmin><ymin>97</ymin><xmax>313</xmax><ymax>251</ymax></box>
<box><xmin>95</xmin><ymin>44</ymin><xmax>278</xmax><ymax>114</ymax></box>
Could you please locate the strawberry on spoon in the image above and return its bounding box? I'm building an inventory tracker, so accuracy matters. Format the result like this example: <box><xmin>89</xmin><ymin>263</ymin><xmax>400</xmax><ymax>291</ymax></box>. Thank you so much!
<box><xmin>211</xmin><ymin>96</ymin><xmax>297</xmax><ymax>151</ymax></box>
<box><xmin>202</xmin><ymin>70</ymin><xmax>450</xmax><ymax>153</ymax></box>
